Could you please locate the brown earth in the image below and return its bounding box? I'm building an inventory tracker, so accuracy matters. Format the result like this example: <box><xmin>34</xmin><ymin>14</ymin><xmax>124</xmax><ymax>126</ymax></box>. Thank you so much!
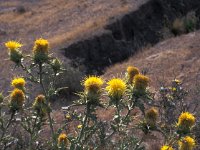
<box><xmin>103</xmin><ymin>31</ymin><xmax>200</xmax><ymax>89</ymax></box>
<box><xmin>0</xmin><ymin>0</ymin><xmax>148</xmax><ymax>94</ymax></box>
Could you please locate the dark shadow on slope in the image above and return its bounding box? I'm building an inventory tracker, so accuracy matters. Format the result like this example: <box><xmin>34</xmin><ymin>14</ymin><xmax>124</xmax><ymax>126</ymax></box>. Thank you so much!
<box><xmin>63</xmin><ymin>0</ymin><xmax>200</xmax><ymax>74</ymax></box>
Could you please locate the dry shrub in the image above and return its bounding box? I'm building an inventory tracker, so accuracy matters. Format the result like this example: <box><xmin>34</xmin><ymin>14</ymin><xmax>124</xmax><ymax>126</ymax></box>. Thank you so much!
<box><xmin>171</xmin><ymin>11</ymin><xmax>198</xmax><ymax>36</ymax></box>
<box><xmin>54</xmin><ymin>62</ymin><xmax>84</xmax><ymax>95</ymax></box>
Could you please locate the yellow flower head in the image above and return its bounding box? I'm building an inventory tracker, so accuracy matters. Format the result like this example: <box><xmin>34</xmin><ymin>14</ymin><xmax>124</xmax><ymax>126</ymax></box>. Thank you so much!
<box><xmin>66</xmin><ymin>114</ymin><xmax>71</xmax><ymax>120</ymax></box>
<box><xmin>178</xmin><ymin>136</ymin><xmax>195</xmax><ymax>150</ymax></box>
<box><xmin>145</xmin><ymin>107</ymin><xmax>158</xmax><ymax>125</ymax></box>
<box><xmin>5</xmin><ymin>41</ymin><xmax>22</xmax><ymax>51</ymax></box>
<box><xmin>33</xmin><ymin>38</ymin><xmax>49</xmax><ymax>53</ymax></box>
<box><xmin>58</xmin><ymin>133</ymin><xmax>68</xmax><ymax>146</ymax></box>
<box><xmin>127</xmin><ymin>66</ymin><xmax>139</xmax><ymax>83</ymax></box>
<box><xmin>133</xmin><ymin>74</ymin><xmax>149</xmax><ymax>91</ymax></box>
<box><xmin>161</xmin><ymin>145</ymin><xmax>174</xmax><ymax>150</ymax></box>
<box><xmin>173</xmin><ymin>79</ymin><xmax>181</xmax><ymax>85</ymax></box>
<box><xmin>106</xmin><ymin>78</ymin><xmax>126</xmax><ymax>99</ymax></box>
<box><xmin>10</xmin><ymin>89</ymin><xmax>25</xmax><ymax>111</ymax></box>
<box><xmin>33</xmin><ymin>38</ymin><xmax>49</xmax><ymax>63</ymax></box>
<box><xmin>11</xmin><ymin>77</ymin><xmax>25</xmax><ymax>90</ymax></box>
<box><xmin>5</xmin><ymin>41</ymin><xmax>23</xmax><ymax>64</ymax></box>
<box><xmin>83</xmin><ymin>76</ymin><xmax>103</xmax><ymax>93</ymax></box>
<box><xmin>177</xmin><ymin>112</ymin><xmax>195</xmax><ymax>129</ymax></box>
<box><xmin>77</xmin><ymin>124</ymin><xmax>82</xmax><ymax>129</ymax></box>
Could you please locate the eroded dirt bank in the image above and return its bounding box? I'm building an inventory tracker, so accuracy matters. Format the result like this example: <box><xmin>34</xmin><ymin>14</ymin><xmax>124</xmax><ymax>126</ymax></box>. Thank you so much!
<box><xmin>64</xmin><ymin>0</ymin><xmax>200</xmax><ymax>74</ymax></box>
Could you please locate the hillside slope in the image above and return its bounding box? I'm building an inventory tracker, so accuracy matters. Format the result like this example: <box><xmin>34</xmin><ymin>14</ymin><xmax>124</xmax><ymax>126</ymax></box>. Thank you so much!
<box><xmin>0</xmin><ymin>0</ymin><xmax>148</xmax><ymax>93</ymax></box>
<box><xmin>104</xmin><ymin>31</ymin><xmax>200</xmax><ymax>89</ymax></box>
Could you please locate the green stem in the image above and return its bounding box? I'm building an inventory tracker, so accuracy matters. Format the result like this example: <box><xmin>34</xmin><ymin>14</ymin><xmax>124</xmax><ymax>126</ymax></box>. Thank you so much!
<box><xmin>115</xmin><ymin>100</ymin><xmax>121</xmax><ymax>132</ymax></box>
<box><xmin>134</xmin><ymin>136</ymin><xmax>144</xmax><ymax>150</ymax></box>
<box><xmin>39</xmin><ymin>64</ymin><xmax>48</xmax><ymax>98</ymax></box>
<box><xmin>38</xmin><ymin>63</ymin><xmax>55</xmax><ymax>147</ymax></box>
<box><xmin>29</xmin><ymin>114</ymin><xmax>39</xmax><ymax>150</ymax></box>
<box><xmin>76</xmin><ymin>103</ymin><xmax>90</xmax><ymax>149</ymax></box>
<box><xmin>0</xmin><ymin>111</ymin><xmax>15</xmax><ymax>141</ymax></box>
<box><xmin>124</xmin><ymin>104</ymin><xmax>133</xmax><ymax>123</ymax></box>
<box><xmin>124</xmin><ymin>97</ymin><xmax>138</xmax><ymax>123</ymax></box>
<box><xmin>20</xmin><ymin>63</ymin><xmax>38</xmax><ymax>83</ymax></box>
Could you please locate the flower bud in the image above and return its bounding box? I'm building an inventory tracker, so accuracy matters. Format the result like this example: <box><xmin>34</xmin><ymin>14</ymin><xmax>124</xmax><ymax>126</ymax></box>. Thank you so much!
<box><xmin>33</xmin><ymin>38</ymin><xmax>49</xmax><ymax>64</ymax></box>
<box><xmin>5</xmin><ymin>41</ymin><xmax>23</xmax><ymax>64</ymax></box>
<box><xmin>133</xmin><ymin>74</ymin><xmax>149</xmax><ymax>93</ymax></box>
<box><xmin>9</xmin><ymin>89</ymin><xmax>25</xmax><ymax>112</ymax></box>
<box><xmin>178</xmin><ymin>136</ymin><xmax>195</xmax><ymax>150</ymax></box>
<box><xmin>145</xmin><ymin>107</ymin><xmax>158</xmax><ymax>126</ymax></box>
<box><xmin>51</xmin><ymin>58</ymin><xmax>62</xmax><ymax>72</ymax></box>
<box><xmin>32</xmin><ymin>95</ymin><xmax>47</xmax><ymax>116</ymax></box>
<box><xmin>126</xmin><ymin>66</ymin><xmax>139</xmax><ymax>84</ymax></box>
<box><xmin>11</xmin><ymin>77</ymin><xmax>26</xmax><ymax>91</ymax></box>
<box><xmin>58</xmin><ymin>133</ymin><xmax>68</xmax><ymax>147</ymax></box>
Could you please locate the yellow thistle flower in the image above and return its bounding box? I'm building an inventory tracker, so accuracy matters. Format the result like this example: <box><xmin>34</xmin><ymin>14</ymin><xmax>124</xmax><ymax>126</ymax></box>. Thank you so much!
<box><xmin>178</xmin><ymin>136</ymin><xmax>195</xmax><ymax>150</ymax></box>
<box><xmin>66</xmin><ymin>114</ymin><xmax>71</xmax><ymax>120</ymax></box>
<box><xmin>173</xmin><ymin>79</ymin><xmax>181</xmax><ymax>85</ymax></box>
<box><xmin>33</xmin><ymin>38</ymin><xmax>49</xmax><ymax>53</ymax></box>
<box><xmin>177</xmin><ymin>112</ymin><xmax>195</xmax><ymax>129</ymax></box>
<box><xmin>145</xmin><ymin>107</ymin><xmax>158</xmax><ymax>126</ymax></box>
<box><xmin>33</xmin><ymin>38</ymin><xmax>49</xmax><ymax>63</ymax></box>
<box><xmin>83</xmin><ymin>76</ymin><xmax>103</xmax><ymax>93</ymax></box>
<box><xmin>77</xmin><ymin>124</ymin><xmax>82</xmax><ymax>129</ymax></box>
<box><xmin>106</xmin><ymin>78</ymin><xmax>126</xmax><ymax>100</ymax></box>
<box><xmin>5</xmin><ymin>41</ymin><xmax>22</xmax><ymax>51</ymax></box>
<box><xmin>5</xmin><ymin>41</ymin><xmax>23</xmax><ymax>64</ymax></box>
<box><xmin>11</xmin><ymin>77</ymin><xmax>25</xmax><ymax>90</ymax></box>
<box><xmin>127</xmin><ymin>66</ymin><xmax>139</xmax><ymax>84</ymax></box>
<box><xmin>161</xmin><ymin>145</ymin><xmax>174</xmax><ymax>150</ymax></box>
<box><xmin>172</xmin><ymin>87</ymin><xmax>177</xmax><ymax>91</ymax></box>
<box><xmin>133</xmin><ymin>74</ymin><xmax>149</xmax><ymax>91</ymax></box>
<box><xmin>10</xmin><ymin>89</ymin><xmax>25</xmax><ymax>111</ymax></box>
<box><xmin>58</xmin><ymin>133</ymin><xmax>68</xmax><ymax>146</ymax></box>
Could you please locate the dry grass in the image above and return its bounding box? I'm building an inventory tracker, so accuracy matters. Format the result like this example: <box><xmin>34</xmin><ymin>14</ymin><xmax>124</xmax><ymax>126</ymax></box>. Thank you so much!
<box><xmin>103</xmin><ymin>31</ymin><xmax>200</xmax><ymax>89</ymax></box>
<box><xmin>0</xmin><ymin>0</ymin><xmax>148</xmax><ymax>95</ymax></box>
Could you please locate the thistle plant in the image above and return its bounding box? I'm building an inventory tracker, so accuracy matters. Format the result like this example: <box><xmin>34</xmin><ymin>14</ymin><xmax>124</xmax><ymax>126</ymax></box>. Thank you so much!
<box><xmin>0</xmin><ymin>40</ymin><xmax>198</xmax><ymax>150</ymax></box>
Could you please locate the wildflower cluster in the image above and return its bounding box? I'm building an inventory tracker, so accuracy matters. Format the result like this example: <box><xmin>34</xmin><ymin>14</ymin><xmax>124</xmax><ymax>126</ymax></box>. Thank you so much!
<box><xmin>1</xmin><ymin>40</ymin><xmax>198</xmax><ymax>150</ymax></box>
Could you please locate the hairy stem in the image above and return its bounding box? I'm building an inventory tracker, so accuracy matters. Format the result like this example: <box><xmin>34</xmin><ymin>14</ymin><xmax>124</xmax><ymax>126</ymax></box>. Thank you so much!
<box><xmin>0</xmin><ymin>111</ymin><xmax>15</xmax><ymax>141</ymax></box>
<box><xmin>38</xmin><ymin>63</ymin><xmax>55</xmax><ymax>147</ymax></box>
<box><xmin>76</xmin><ymin>103</ymin><xmax>90</xmax><ymax>149</ymax></box>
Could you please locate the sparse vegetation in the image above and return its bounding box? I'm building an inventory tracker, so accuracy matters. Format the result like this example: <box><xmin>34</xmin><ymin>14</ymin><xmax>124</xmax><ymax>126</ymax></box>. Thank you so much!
<box><xmin>171</xmin><ymin>11</ymin><xmax>198</xmax><ymax>36</ymax></box>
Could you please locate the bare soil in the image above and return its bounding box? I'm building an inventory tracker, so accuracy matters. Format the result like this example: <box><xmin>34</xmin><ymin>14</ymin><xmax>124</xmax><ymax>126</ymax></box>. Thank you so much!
<box><xmin>0</xmin><ymin>0</ymin><xmax>148</xmax><ymax>95</ymax></box>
